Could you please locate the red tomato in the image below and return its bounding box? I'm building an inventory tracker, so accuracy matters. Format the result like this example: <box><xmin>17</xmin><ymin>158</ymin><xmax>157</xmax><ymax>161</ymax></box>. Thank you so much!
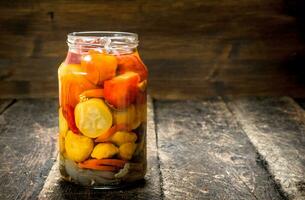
<box><xmin>104</xmin><ymin>72</ymin><xmax>140</xmax><ymax>109</ymax></box>
<box><xmin>117</xmin><ymin>54</ymin><xmax>148</xmax><ymax>81</ymax></box>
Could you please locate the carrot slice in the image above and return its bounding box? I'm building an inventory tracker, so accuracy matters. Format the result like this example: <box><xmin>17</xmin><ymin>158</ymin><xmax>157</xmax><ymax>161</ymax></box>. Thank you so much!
<box><xmin>95</xmin><ymin>124</ymin><xmax>130</xmax><ymax>142</ymax></box>
<box><xmin>116</xmin><ymin>124</ymin><xmax>132</xmax><ymax>131</ymax></box>
<box><xmin>82</xmin><ymin>159</ymin><xmax>126</xmax><ymax>168</ymax></box>
<box><xmin>95</xmin><ymin>125</ymin><xmax>117</xmax><ymax>142</ymax></box>
<box><xmin>79</xmin><ymin>89</ymin><xmax>104</xmax><ymax>101</ymax></box>
<box><xmin>78</xmin><ymin>163</ymin><xmax>117</xmax><ymax>171</ymax></box>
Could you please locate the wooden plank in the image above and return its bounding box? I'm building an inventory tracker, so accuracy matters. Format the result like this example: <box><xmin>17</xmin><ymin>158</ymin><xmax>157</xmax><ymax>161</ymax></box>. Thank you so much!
<box><xmin>0</xmin><ymin>99</ymin><xmax>58</xmax><ymax>200</ymax></box>
<box><xmin>154</xmin><ymin>98</ymin><xmax>284</xmax><ymax>199</ymax></box>
<box><xmin>3</xmin><ymin>57</ymin><xmax>302</xmax><ymax>83</ymax></box>
<box><xmin>0</xmin><ymin>81</ymin><xmax>58</xmax><ymax>99</ymax></box>
<box><xmin>2</xmin><ymin>76</ymin><xmax>305</xmax><ymax>100</ymax></box>
<box><xmin>38</xmin><ymin>98</ymin><xmax>162</xmax><ymax>200</ymax></box>
<box><xmin>0</xmin><ymin>0</ymin><xmax>304</xmax><ymax>98</ymax></box>
<box><xmin>227</xmin><ymin>97</ymin><xmax>305</xmax><ymax>199</ymax></box>
<box><xmin>0</xmin><ymin>1</ymin><xmax>293</xmax><ymax>39</ymax></box>
<box><xmin>0</xmin><ymin>0</ymin><xmax>302</xmax><ymax>58</ymax></box>
<box><xmin>0</xmin><ymin>35</ymin><xmax>35</xmax><ymax>58</ymax></box>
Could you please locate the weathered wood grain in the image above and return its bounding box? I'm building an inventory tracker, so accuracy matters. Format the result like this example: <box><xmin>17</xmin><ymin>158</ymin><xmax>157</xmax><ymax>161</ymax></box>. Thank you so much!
<box><xmin>0</xmin><ymin>99</ymin><xmax>14</xmax><ymax>114</ymax></box>
<box><xmin>1</xmin><ymin>97</ymin><xmax>304</xmax><ymax>199</ymax></box>
<box><xmin>227</xmin><ymin>97</ymin><xmax>305</xmax><ymax>200</ymax></box>
<box><xmin>0</xmin><ymin>99</ymin><xmax>58</xmax><ymax>200</ymax></box>
<box><xmin>38</xmin><ymin>98</ymin><xmax>162</xmax><ymax>200</ymax></box>
<box><xmin>0</xmin><ymin>0</ymin><xmax>304</xmax><ymax>98</ymax></box>
<box><xmin>2</xmin><ymin>56</ymin><xmax>305</xmax><ymax>99</ymax></box>
<box><xmin>154</xmin><ymin>98</ymin><xmax>284</xmax><ymax>199</ymax></box>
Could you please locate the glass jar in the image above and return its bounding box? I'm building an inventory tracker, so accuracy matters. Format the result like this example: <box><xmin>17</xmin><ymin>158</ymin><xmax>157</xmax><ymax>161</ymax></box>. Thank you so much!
<box><xmin>58</xmin><ymin>31</ymin><xmax>147</xmax><ymax>188</ymax></box>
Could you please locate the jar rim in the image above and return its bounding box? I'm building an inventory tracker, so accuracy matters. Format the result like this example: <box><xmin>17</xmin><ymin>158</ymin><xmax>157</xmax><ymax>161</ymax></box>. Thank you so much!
<box><xmin>68</xmin><ymin>31</ymin><xmax>138</xmax><ymax>40</ymax></box>
<box><xmin>67</xmin><ymin>31</ymin><xmax>139</xmax><ymax>53</ymax></box>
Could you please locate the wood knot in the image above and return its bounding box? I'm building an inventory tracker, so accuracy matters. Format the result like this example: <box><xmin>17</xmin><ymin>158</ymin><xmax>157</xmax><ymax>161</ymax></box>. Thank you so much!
<box><xmin>47</xmin><ymin>11</ymin><xmax>54</xmax><ymax>20</ymax></box>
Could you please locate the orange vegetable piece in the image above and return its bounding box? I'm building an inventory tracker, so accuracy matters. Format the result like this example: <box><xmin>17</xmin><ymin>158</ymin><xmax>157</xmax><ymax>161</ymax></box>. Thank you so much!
<box><xmin>81</xmin><ymin>159</ymin><xmax>126</xmax><ymax>168</ymax></box>
<box><xmin>117</xmin><ymin>54</ymin><xmax>148</xmax><ymax>81</ymax></box>
<box><xmin>62</xmin><ymin>105</ymin><xmax>79</xmax><ymax>133</ymax></box>
<box><xmin>81</xmin><ymin>50</ymin><xmax>118</xmax><ymax>85</ymax></box>
<box><xmin>95</xmin><ymin>125</ymin><xmax>117</xmax><ymax>143</ymax></box>
<box><xmin>78</xmin><ymin>163</ymin><xmax>117</xmax><ymax>171</ymax></box>
<box><xmin>104</xmin><ymin>72</ymin><xmax>140</xmax><ymax>109</ymax></box>
<box><xmin>79</xmin><ymin>89</ymin><xmax>104</xmax><ymax>101</ymax></box>
<box><xmin>138</xmin><ymin>80</ymin><xmax>147</xmax><ymax>92</ymax></box>
<box><xmin>59</xmin><ymin>64</ymin><xmax>96</xmax><ymax>133</ymax></box>
<box><xmin>95</xmin><ymin>124</ymin><xmax>131</xmax><ymax>143</ymax></box>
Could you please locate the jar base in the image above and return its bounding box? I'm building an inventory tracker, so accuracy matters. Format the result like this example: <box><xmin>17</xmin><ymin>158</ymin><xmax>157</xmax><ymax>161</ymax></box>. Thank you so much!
<box><xmin>60</xmin><ymin>175</ymin><xmax>146</xmax><ymax>190</ymax></box>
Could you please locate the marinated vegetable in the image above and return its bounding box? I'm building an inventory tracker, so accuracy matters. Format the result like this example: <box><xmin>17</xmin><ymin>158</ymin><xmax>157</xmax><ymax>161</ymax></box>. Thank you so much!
<box><xmin>104</xmin><ymin>72</ymin><xmax>140</xmax><ymax>109</ymax></box>
<box><xmin>117</xmin><ymin>54</ymin><xmax>148</xmax><ymax>81</ymax></box>
<box><xmin>81</xmin><ymin>50</ymin><xmax>118</xmax><ymax>85</ymax></box>
<box><xmin>75</xmin><ymin>98</ymin><xmax>112</xmax><ymax>138</ymax></box>
<box><xmin>95</xmin><ymin>124</ymin><xmax>130</xmax><ymax>143</ymax></box>
<box><xmin>109</xmin><ymin>131</ymin><xmax>137</xmax><ymax>146</ymax></box>
<box><xmin>119</xmin><ymin>143</ymin><xmax>137</xmax><ymax>160</ymax></box>
<box><xmin>65</xmin><ymin>131</ymin><xmax>94</xmax><ymax>162</ymax></box>
<box><xmin>113</xmin><ymin>104</ymin><xmax>141</xmax><ymax>129</ymax></box>
<box><xmin>59</xmin><ymin>108</ymin><xmax>68</xmax><ymax>154</ymax></box>
<box><xmin>58</xmin><ymin>31</ymin><xmax>147</xmax><ymax>188</ymax></box>
<box><xmin>91</xmin><ymin>143</ymin><xmax>119</xmax><ymax>159</ymax></box>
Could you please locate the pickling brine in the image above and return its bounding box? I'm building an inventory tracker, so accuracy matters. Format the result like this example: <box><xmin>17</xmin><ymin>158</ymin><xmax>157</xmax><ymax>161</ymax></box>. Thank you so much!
<box><xmin>58</xmin><ymin>32</ymin><xmax>147</xmax><ymax>188</ymax></box>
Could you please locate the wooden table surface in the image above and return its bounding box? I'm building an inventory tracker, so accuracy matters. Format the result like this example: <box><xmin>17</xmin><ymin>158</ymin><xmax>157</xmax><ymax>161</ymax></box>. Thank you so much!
<box><xmin>0</xmin><ymin>97</ymin><xmax>305</xmax><ymax>200</ymax></box>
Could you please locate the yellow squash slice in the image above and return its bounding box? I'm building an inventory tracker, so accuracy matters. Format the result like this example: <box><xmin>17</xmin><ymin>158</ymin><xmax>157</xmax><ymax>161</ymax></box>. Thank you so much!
<box><xmin>119</xmin><ymin>142</ymin><xmax>137</xmax><ymax>160</ymax></box>
<box><xmin>59</xmin><ymin>108</ymin><xmax>69</xmax><ymax>154</ymax></box>
<box><xmin>91</xmin><ymin>143</ymin><xmax>119</xmax><ymax>159</ymax></box>
<box><xmin>110</xmin><ymin>131</ymin><xmax>137</xmax><ymax>146</ymax></box>
<box><xmin>59</xmin><ymin>107</ymin><xmax>68</xmax><ymax>135</ymax></box>
<box><xmin>75</xmin><ymin>98</ymin><xmax>112</xmax><ymax>138</ymax></box>
<box><xmin>113</xmin><ymin>104</ymin><xmax>141</xmax><ymax>130</ymax></box>
<box><xmin>65</xmin><ymin>131</ymin><xmax>94</xmax><ymax>162</ymax></box>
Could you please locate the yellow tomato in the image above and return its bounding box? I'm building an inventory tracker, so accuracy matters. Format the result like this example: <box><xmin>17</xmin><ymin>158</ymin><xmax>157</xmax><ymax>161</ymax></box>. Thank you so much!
<box><xmin>91</xmin><ymin>143</ymin><xmax>119</xmax><ymax>159</ymax></box>
<box><xmin>75</xmin><ymin>98</ymin><xmax>112</xmax><ymax>138</ymax></box>
<box><xmin>65</xmin><ymin>131</ymin><xmax>94</xmax><ymax>162</ymax></box>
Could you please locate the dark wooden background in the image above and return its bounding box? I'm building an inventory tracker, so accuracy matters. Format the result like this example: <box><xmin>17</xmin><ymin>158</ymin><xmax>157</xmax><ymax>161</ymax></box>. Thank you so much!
<box><xmin>0</xmin><ymin>0</ymin><xmax>305</xmax><ymax>99</ymax></box>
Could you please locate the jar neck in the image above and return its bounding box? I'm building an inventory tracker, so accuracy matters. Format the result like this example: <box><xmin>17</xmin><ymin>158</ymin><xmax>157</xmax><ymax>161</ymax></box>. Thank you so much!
<box><xmin>67</xmin><ymin>31</ymin><xmax>139</xmax><ymax>55</ymax></box>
